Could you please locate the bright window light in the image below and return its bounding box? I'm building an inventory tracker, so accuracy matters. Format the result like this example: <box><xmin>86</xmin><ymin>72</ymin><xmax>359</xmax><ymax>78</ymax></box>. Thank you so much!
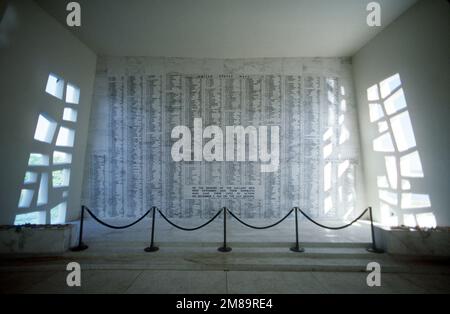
<box><xmin>53</xmin><ymin>151</ymin><xmax>72</xmax><ymax>165</ymax></box>
<box><xmin>37</xmin><ymin>173</ymin><xmax>48</xmax><ymax>206</ymax></box>
<box><xmin>50</xmin><ymin>202</ymin><xmax>67</xmax><ymax>224</ymax></box>
<box><xmin>338</xmin><ymin>160</ymin><xmax>350</xmax><ymax>178</ymax></box>
<box><xmin>18</xmin><ymin>189</ymin><xmax>34</xmax><ymax>208</ymax></box>
<box><xmin>24</xmin><ymin>172</ymin><xmax>38</xmax><ymax>184</ymax></box>
<box><xmin>45</xmin><ymin>74</ymin><xmax>64</xmax><ymax>99</ymax></box>
<box><xmin>34</xmin><ymin>114</ymin><xmax>57</xmax><ymax>144</ymax></box>
<box><xmin>385</xmin><ymin>156</ymin><xmax>398</xmax><ymax>189</ymax></box>
<box><xmin>14</xmin><ymin>211</ymin><xmax>45</xmax><ymax>225</ymax></box>
<box><xmin>377</xmin><ymin>176</ymin><xmax>389</xmax><ymax>189</ymax></box>
<box><xmin>56</xmin><ymin>127</ymin><xmax>75</xmax><ymax>147</ymax></box>
<box><xmin>323</xmin><ymin>143</ymin><xmax>332</xmax><ymax>158</ymax></box>
<box><xmin>369</xmin><ymin>103</ymin><xmax>384</xmax><ymax>122</ymax></box>
<box><xmin>52</xmin><ymin>169</ymin><xmax>71</xmax><ymax>188</ymax></box>
<box><xmin>402</xmin><ymin>179</ymin><xmax>411</xmax><ymax>190</ymax></box>
<box><xmin>401</xmin><ymin>193</ymin><xmax>431</xmax><ymax>209</ymax></box>
<box><xmin>380</xmin><ymin>73</ymin><xmax>401</xmax><ymax>99</ymax></box>
<box><xmin>378</xmin><ymin>121</ymin><xmax>388</xmax><ymax>133</ymax></box>
<box><xmin>383</xmin><ymin>88</ymin><xmax>407</xmax><ymax>115</ymax></box>
<box><xmin>379</xmin><ymin>190</ymin><xmax>398</xmax><ymax>206</ymax></box>
<box><xmin>403</xmin><ymin>214</ymin><xmax>417</xmax><ymax>227</ymax></box>
<box><xmin>416</xmin><ymin>212</ymin><xmax>437</xmax><ymax>228</ymax></box>
<box><xmin>324</xmin><ymin>163</ymin><xmax>331</xmax><ymax>192</ymax></box>
<box><xmin>339</xmin><ymin>126</ymin><xmax>350</xmax><ymax>144</ymax></box>
<box><xmin>324</xmin><ymin>196</ymin><xmax>333</xmax><ymax>214</ymax></box>
<box><xmin>28</xmin><ymin>153</ymin><xmax>49</xmax><ymax>166</ymax></box>
<box><xmin>390</xmin><ymin>111</ymin><xmax>416</xmax><ymax>152</ymax></box>
<box><xmin>367</xmin><ymin>84</ymin><xmax>380</xmax><ymax>101</ymax></box>
<box><xmin>373</xmin><ymin>133</ymin><xmax>395</xmax><ymax>152</ymax></box>
<box><xmin>63</xmin><ymin>108</ymin><xmax>78</xmax><ymax>122</ymax></box>
<box><xmin>66</xmin><ymin>83</ymin><xmax>80</xmax><ymax>104</ymax></box>
<box><xmin>400</xmin><ymin>151</ymin><xmax>424</xmax><ymax>177</ymax></box>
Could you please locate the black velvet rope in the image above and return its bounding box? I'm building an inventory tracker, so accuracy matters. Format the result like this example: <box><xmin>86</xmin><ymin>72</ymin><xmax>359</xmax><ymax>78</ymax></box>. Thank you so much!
<box><xmin>297</xmin><ymin>207</ymin><xmax>370</xmax><ymax>230</ymax></box>
<box><xmin>83</xmin><ymin>206</ymin><xmax>153</xmax><ymax>230</ymax></box>
<box><xmin>157</xmin><ymin>208</ymin><xmax>224</xmax><ymax>231</ymax></box>
<box><xmin>226</xmin><ymin>208</ymin><xmax>295</xmax><ymax>230</ymax></box>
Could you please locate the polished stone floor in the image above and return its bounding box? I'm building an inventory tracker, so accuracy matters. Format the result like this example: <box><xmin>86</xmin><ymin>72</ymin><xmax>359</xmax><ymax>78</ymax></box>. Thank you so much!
<box><xmin>1</xmin><ymin>269</ymin><xmax>449</xmax><ymax>294</ymax></box>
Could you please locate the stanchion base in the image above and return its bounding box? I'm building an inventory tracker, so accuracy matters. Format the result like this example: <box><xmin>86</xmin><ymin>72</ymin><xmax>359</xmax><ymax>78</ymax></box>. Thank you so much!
<box><xmin>144</xmin><ymin>246</ymin><xmax>159</xmax><ymax>252</ymax></box>
<box><xmin>70</xmin><ymin>243</ymin><xmax>89</xmax><ymax>252</ymax></box>
<box><xmin>218</xmin><ymin>246</ymin><xmax>232</xmax><ymax>253</ymax></box>
<box><xmin>367</xmin><ymin>247</ymin><xmax>384</xmax><ymax>254</ymax></box>
<box><xmin>290</xmin><ymin>246</ymin><xmax>305</xmax><ymax>253</ymax></box>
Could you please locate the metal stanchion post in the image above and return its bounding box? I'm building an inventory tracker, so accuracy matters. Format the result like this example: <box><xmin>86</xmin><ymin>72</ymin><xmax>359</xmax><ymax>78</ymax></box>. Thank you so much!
<box><xmin>71</xmin><ymin>205</ymin><xmax>89</xmax><ymax>251</ymax></box>
<box><xmin>366</xmin><ymin>207</ymin><xmax>384</xmax><ymax>253</ymax></box>
<box><xmin>290</xmin><ymin>207</ymin><xmax>305</xmax><ymax>253</ymax></box>
<box><xmin>145</xmin><ymin>207</ymin><xmax>159</xmax><ymax>252</ymax></box>
<box><xmin>218</xmin><ymin>208</ymin><xmax>232</xmax><ymax>252</ymax></box>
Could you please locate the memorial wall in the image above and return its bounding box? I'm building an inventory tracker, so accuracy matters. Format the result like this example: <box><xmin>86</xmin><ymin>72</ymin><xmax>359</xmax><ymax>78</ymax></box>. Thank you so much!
<box><xmin>82</xmin><ymin>57</ymin><xmax>362</xmax><ymax>220</ymax></box>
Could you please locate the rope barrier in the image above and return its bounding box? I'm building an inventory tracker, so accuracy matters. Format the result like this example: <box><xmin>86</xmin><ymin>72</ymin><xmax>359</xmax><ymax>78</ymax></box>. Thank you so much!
<box><xmin>227</xmin><ymin>208</ymin><xmax>294</xmax><ymax>230</ymax></box>
<box><xmin>157</xmin><ymin>208</ymin><xmax>223</xmax><ymax>231</ymax></box>
<box><xmin>297</xmin><ymin>207</ymin><xmax>369</xmax><ymax>230</ymax></box>
<box><xmin>84</xmin><ymin>206</ymin><xmax>153</xmax><ymax>230</ymax></box>
<box><xmin>71</xmin><ymin>205</ymin><xmax>383</xmax><ymax>254</ymax></box>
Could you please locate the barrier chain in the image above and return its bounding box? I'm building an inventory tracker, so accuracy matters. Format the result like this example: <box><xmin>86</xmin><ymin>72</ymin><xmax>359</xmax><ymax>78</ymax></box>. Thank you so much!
<box><xmin>71</xmin><ymin>205</ymin><xmax>384</xmax><ymax>254</ymax></box>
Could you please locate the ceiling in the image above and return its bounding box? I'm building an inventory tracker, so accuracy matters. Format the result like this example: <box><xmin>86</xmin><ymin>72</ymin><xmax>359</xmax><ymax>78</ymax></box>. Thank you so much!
<box><xmin>35</xmin><ymin>0</ymin><xmax>419</xmax><ymax>58</ymax></box>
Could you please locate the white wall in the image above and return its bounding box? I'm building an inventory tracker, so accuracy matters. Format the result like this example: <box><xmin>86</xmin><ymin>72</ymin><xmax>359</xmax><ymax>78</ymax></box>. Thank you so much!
<box><xmin>0</xmin><ymin>0</ymin><xmax>97</xmax><ymax>224</ymax></box>
<box><xmin>353</xmin><ymin>0</ymin><xmax>450</xmax><ymax>226</ymax></box>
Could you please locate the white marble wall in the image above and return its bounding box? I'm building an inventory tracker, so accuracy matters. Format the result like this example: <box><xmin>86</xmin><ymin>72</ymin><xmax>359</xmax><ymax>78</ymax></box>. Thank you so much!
<box><xmin>83</xmin><ymin>57</ymin><xmax>362</xmax><ymax>220</ymax></box>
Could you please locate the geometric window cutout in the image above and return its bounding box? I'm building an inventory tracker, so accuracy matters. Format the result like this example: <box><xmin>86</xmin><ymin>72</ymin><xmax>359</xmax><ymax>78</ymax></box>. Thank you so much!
<box><xmin>53</xmin><ymin>151</ymin><xmax>72</xmax><ymax>165</ymax></box>
<box><xmin>63</xmin><ymin>108</ymin><xmax>78</xmax><ymax>122</ymax></box>
<box><xmin>323</xmin><ymin>128</ymin><xmax>333</xmax><ymax>141</ymax></box>
<box><xmin>401</xmin><ymin>193</ymin><xmax>431</xmax><ymax>209</ymax></box>
<box><xmin>373</xmin><ymin>133</ymin><xmax>395</xmax><ymax>152</ymax></box>
<box><xmin>66</xmin><ymin>83</ymin><xmax>80</xmax><ymax>104</ymax></box>
<box><xmin>383</xmin><ymin>88</ymin><xmax>407</xmax><ymax>116</ymax></box>
<box><xmin>390</xmin><ymin>111</ymin><xmax>416</xmax><ymax>152</ymax></box>
<box><xmin>377</xmin><ymin>176</ymin><xmax>390</xmax><ymax>188</ymax></box>
<box><xmin>402</xmin><ymin>179</ymin><xmax>411</xmax><ymax>190</ymax></box>
<box><xmin>380</xmin><ymin>202</ymin><xmax>398</xmax><ymax>227</ymax></box>
<box><xmin>28</xmin><ymin>153</ymin><xmax>49</xmax><ymax>166</ymax></box>
<box><xmin>338</xmin><ymin>160</ymin><xmax>350</xmax><ymax>178</ymax></box>
<box><xmin>37</xmin><ymin>173</ymin><xmax>48</xmax><ymax>206</ymax></box>
<box><xmin>339</xmin><ymin>125</ymin><xmax>350</xmax><ymax>144</ymax></box>
<box><xmin>400</xmin><ymin>151</ymin><xmax>424</xmax><ymax>178</ymax></box>
<box><xmin>380</xmin><ymin>73</ymin><xmax>401</xmax><ymax>99</ymax></box>
<box><xmin>50</xmin><ymin>202</ymin><xmax>67</xmax><ymax>224</ymax></box>
<box><xmin>340</xmin><ymin>99</ymin><xmax>347</xmax><ymax>112</ymax></box>
<box><xmin>379</xmin><ymin>190</ymin><xmax>398</xmax><ymax>206</ymax></box>
<box><xmin>369</xmin><ymin>103</ymin><xmax>384</xmax><ymax>122</ymax></box>
<box><xmin>323</xmin><ymin>143</ymin><xmax>333</xmax><ymax>159</ymax></box>
<box><xmin>367</xmin><ymin>84</ymin><xmax>380</xmax><ymax>101</ymax></box>
<box><xmin>403</xmin><ymin>214</ymin><xmax>417</xmax><ymax>227</ymax></box>
<box><xmin>324</xmin><ymin>196</ymin><xmax>333</xmax><ymax>214</ymax></box>
<box><xmin>52</xmin><ymin>169</ymin><xmax>71</xmax><ymax>188</ymax></box>
<box><xmin>45</xmin><ymin>73</ymin><xmax>64</xmax><ymax>100</ymax></box>
<box><xmin>385</xmin><ymin>156</ymin><xmax>398</xmax><ymax>189</ymax></box>
<box><xmin>378</xmin><ymin>121</ymin><xmax>389</xmax><ymax>133</ymax></box>
<box><xmin>62</xmin><ymin>191</ymin><xmax>69</xmax><ymax>198</ymax></box>
<box><xmin>324</xmin><ymin>162</ymin><xmax>331</xmax><ymax>192</ymax></box>
<box><xmin>18</xmin><ymin>189</ymin><xmax>34</xmax><ymax>208</ymax></box>
<box><xmin>339</xmin><ymin>114</ymin><xmax>345</xmax><ymax>126</ymax></box>
<box><xmin>34</xmin><ymin>114</ymin><xmax>57</xmax><ymax>143</ymax></box>
<box><xmin>416</xmin><ymin>212</ymin><xmax>437</xmax><ymax>229</ymax></box>
<box><xmin>24</xmin><ymin>172</ymin><xmax>38</xmax><ymax>184</ymax></box>
<box><xmin>14</xmin><ymin>211</ymin><xmax>46</xmax><ymax>225</ymax></box>
<box><xmin>341</xmin><ymin>86</ymin><xmax>346</xmax><ymax>96</ymax></box>
<box><xmin>56</xmin><ymin>127</ymin><xmax>75</xmax><ymax>147</ymax></box>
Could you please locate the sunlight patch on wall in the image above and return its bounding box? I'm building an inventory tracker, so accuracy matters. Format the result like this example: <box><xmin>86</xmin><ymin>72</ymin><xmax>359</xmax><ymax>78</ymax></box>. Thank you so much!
<box><xmin>14</xmin><ymin>74</ymin><xmax>80</xmax><ymax>225</ymax></box>
<box><xmin>367</xmin><ymin>73</ymin><xmax>434</xmax><ymax>228</ymax></box>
